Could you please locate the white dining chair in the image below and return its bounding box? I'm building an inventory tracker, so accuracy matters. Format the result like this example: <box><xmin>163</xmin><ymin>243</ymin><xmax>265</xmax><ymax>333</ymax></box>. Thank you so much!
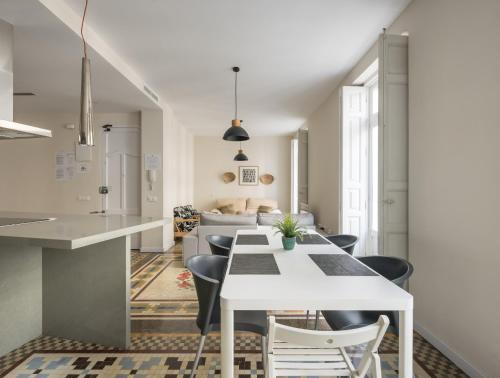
<box><xmin>267</xmin><ymin>315</ymin><xmax>389</xmax><ymax>378</ymax></box>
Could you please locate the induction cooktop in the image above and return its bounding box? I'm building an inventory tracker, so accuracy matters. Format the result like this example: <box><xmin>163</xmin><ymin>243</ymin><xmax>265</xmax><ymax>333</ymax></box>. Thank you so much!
<box><xmin>0</xmin><ymin>217</ymin><xmax>52</xmax><ymax>227</ymax></box>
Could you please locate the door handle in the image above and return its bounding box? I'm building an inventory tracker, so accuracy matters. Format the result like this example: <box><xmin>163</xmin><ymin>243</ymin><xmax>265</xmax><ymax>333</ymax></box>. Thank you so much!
<box><xmin>99</xmin><ymin>186</ymin><xmax>109</xmax><ymax>194</ymax></box>
<box><xmin>383</xmin><ymin>199</ymin><xmax>395</xmax><ymax>205</ymax></box>
<box><xmin>90</xmin><ymin>210</ymin><xmax>106</xmax><ymax>214</ymax></box>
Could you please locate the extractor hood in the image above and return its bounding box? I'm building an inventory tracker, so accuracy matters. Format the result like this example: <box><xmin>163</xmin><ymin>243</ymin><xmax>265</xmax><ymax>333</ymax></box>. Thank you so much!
<box><xmin>0</xmin><ymin>120</ymin><xmax>52</xmax><ymax>140</ymax></box>
<box><xmin>0</xmin><ymin>20</ymin><xmax>52</xmax><ymax>141</ymax></box>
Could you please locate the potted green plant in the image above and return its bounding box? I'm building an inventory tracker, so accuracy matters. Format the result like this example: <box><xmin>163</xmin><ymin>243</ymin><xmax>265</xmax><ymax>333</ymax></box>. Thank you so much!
<box><xmin>273</xmin><ymin>214</ymin><xmax>305</xmax><ymax>250</ymax></box>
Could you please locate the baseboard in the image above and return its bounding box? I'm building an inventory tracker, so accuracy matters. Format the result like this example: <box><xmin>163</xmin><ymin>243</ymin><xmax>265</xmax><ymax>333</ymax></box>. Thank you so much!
<box><xmin>164</xmin><ymin>239</ymin><xmax>175</xmax><ymax>251</ymax></box>
<box><xmin>414</xmin><ymin>322</ymin><xmax>484</xmax><ymax>378</ymax></box>
<box><xmin>139</xmin><ymin>247</ymin><xmax>165</xmax><ymax>253</ymax></box>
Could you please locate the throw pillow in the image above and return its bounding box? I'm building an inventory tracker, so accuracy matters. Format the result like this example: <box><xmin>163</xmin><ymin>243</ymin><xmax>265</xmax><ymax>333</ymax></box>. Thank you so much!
<box><xmin>258</xmin><ymin>205</ymin><xmax>275</xmax><ymax>213</ymax></box>
<box><xmin>218</xmin><ymin>204</ymin><xmax>235</xmax><ymax>214</ymax></box>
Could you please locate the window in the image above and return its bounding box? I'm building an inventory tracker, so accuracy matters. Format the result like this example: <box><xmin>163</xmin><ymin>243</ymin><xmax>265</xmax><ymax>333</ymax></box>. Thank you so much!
<box><xmin>291</xmin><ymin>138</ymin><xmax>299</xmax><ymax>213</ymax></box>
<box><xmin>368</xmin><ymin>79</ymin><xmax>379</xmax><ymax>254</ymax></box>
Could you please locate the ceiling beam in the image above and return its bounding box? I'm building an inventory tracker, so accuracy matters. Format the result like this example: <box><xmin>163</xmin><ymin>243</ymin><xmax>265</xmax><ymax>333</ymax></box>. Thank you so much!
<box><xmin>37</xmin><ymin>0</ymin><xmax>165</xmax><ymax>110</ymax></box>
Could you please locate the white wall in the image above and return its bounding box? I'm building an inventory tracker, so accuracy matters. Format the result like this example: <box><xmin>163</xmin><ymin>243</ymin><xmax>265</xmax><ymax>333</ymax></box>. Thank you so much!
<box><xmin>162</xmin><ymin>107</ymin><xmax>194</xmax><ymax>248</ymax></box>
<box><xmin>0</xmin><ymin>112</ymin><xmax>140</xmax><ymax>214</ymax></box>
<box><xmin>193</xmin><ymin>136</ymin><xmax>291</xmax><ymax>212</ymax></box>
<box><xmin>307</xmin><ymin>43</ymin><xmax>378</xmax><ymax>235</ymax></box>
<box><xmin>305</xmin><ymin>0</ymin><xmax>500</xmax><ymax>375</ymax></box>
<box><xmin>139</xmin><ymin>108</ymin><xmax>194</xmax><ymax>251</ymax></box>
<box><xmin>141</xmin><ymin>110</ymin><xmax>164</xmax><ymax>251</ymax></box>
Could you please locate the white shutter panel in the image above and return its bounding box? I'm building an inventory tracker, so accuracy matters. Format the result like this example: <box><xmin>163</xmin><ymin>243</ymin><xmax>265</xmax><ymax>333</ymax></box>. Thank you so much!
<box><xmin>378</xmin><ymin>34</ymin><xmax>409</xmax><ymax>259</ymax></box>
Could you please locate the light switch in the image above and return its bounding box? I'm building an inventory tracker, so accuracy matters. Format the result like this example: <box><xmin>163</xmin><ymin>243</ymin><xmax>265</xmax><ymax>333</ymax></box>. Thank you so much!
<box><xmin>78</xmin><ymin>195</ymin><xmax>91</xmax><ymax>201</ymax></box>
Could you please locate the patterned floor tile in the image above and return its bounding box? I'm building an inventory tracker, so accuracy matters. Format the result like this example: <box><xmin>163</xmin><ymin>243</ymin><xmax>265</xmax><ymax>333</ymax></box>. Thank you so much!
<box><xmin>0</xmin><ymin>246</ymin><xmax>468</xmax><ymax>377</ymax></box>
<box><xmin>131</xmin><ymin>251</ymin><xmax>158</xmax><ymax>275</ymax></box>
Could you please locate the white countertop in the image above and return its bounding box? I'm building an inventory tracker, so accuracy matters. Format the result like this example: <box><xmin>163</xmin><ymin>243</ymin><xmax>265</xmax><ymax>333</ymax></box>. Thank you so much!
<box><xmin>0</xmin><ymin>212</ymin><xmax>168</xmax><ymax>249</ymax></box>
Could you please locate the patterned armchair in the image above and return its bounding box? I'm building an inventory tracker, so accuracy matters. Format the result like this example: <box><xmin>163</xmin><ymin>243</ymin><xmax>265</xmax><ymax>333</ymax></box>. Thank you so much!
<box><xmin>173</xmin><ymin>205</ymin><xmax>200</xmax><ymax>238</ymax></box>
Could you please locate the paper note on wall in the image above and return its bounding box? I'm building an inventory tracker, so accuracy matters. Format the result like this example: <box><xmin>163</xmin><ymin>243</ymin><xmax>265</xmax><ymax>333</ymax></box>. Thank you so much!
<box><xmin>55</xmin><ymin>152</ymin><xmax>76</xmax><ymax>181</ymax></box>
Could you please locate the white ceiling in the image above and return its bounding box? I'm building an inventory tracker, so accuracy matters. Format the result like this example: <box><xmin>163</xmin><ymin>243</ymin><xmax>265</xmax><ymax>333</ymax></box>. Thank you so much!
<box><xmin>1</xmin><ymin>0</ymin><xmax>410</xmax><ymax>135</ymax></box>
<box><xmin>0</xmin><ymin>1</ymin><xmax>159</xmax><ymax>115</ymax></box>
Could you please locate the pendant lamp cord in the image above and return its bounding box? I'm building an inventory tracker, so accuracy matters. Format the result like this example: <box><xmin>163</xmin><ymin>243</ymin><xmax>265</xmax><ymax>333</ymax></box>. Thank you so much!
<box><xmin>81</xmin><ymin>0</ymin><xmax>89</xmax><ymax>58</ymax></box>
<box><xmin>234</xmin><ymin>69</ymin><xmax>238</xmax><ymax>119</ymax></box>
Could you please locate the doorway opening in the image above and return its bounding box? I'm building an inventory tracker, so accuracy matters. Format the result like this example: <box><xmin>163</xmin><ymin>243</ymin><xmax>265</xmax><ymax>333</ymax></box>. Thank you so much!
<box><xmin>340</xmin><ymin>66</ymin><xmax>378</xmax><ymax>256</ymax></box>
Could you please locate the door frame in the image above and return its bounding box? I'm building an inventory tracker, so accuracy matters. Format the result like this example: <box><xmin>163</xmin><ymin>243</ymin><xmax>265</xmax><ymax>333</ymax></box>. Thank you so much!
<box><xmin>100</xmin><ymin>125</ymin><xmax>141</xmax><ymax>214</ymax></box>
<box><xmin>366</xmin><ymin>74</ymin><xmax>379</xmax><ymax>255</ymax></box>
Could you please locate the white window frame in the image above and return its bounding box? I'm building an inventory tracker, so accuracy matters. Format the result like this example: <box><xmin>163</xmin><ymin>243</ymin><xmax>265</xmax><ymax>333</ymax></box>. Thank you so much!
<box><xmin>291</xmin><ymin>138</ymin><xmax>299</xmax><ymax>213</ymax></box>
<box><xmin>365</xmin><ymin>74</ymin><xmax>379</xmax><ymax>255</ymax></box>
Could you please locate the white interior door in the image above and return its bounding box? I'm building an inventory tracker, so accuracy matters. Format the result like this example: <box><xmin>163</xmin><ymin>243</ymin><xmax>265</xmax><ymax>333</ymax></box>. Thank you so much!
<box><xmin>341</xmin><ymin>86</ymin><xmax>368</xmax><ymax>256</ymax></box>
<box><xmin>378</xmin><ymin>34</ymin><xmax>408</xmax><ymax>259</ymax></box>
<box><xmin>102</xmin><ymin>126</ymin><xmax>141</xmax><ymax>249</ymax></box>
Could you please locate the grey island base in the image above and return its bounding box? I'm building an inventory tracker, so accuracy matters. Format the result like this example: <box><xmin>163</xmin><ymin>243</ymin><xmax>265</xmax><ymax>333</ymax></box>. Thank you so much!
<box><xmin>0</xmin><ymin>212</ymin><xmax>167</xmax><ymax>356</ymax></box>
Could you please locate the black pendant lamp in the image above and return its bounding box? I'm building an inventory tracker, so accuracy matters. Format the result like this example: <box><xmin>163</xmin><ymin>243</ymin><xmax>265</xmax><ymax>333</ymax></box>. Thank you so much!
<box><xmin>223</xmin><ymin>67</ymin><xmax>250</xmax><ymax>141</ymax></box>
<box><xmin>234</xmin><ymin>142</ymin><xmax>248</xmax><ymax>161</ymax></box>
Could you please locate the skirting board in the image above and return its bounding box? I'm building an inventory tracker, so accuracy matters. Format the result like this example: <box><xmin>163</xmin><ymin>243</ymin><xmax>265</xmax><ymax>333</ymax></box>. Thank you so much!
<box><xmin>140</xmin><ymin>247</ymin><xmax>166</xmax><ymax>253</ymax></box>
<box><xmin>414</xmin><ymin>322</ymin><xmax>484</xmax><ymax>377</ymax></box>
<box><xmin>140</xmin><ymin>239</ymin><xmax>175</xmax><ymax>253</ymax></box>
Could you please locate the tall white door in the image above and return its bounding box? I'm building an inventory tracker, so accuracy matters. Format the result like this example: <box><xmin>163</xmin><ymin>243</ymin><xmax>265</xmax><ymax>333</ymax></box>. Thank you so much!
<box><xmin>378</xmin><ymin>34</ymin><xmax>408</xmax><ymax>259</ymax></box>
<box><xmin>102</xmin><ymin>126</ymin><xmax>141</xmax><ymax>249</ymax></box>
<box><xmin>341</xmin><ymin>86</ymin><xmax>368</xmax><ymax>256</ymax></box>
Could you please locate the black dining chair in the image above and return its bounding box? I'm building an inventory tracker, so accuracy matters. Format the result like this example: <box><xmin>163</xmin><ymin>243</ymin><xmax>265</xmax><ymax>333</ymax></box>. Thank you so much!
<box><xmin>325</xmin><ymin>234</ymin><xmax>359</xmax><ymax>255</ymax></box>
<box><xmin>186</xmin><ymin>255</ymin><xmax>268</xmax><ymax>377</ymax></box>
<box><xmin>321</xmin><ymin>256</ymin><xmax>414</xmax><ymax>335</ymax></box>
<box><xmin>206</xmin><ymin>234</ymin><xmax>233</xmax><ymax>257</ymax></box>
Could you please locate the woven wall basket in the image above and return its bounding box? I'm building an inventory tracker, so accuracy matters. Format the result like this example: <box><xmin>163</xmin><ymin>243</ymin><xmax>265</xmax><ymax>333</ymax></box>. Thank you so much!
<box><xmin>260</xmin><ymin>174</ymin><xmax>274</xmax><ymax>185</ymax></box>
<box><xmin>223</xmin><ymin>172</ymin><xmax>236</xmax><ymax>183</ymax></box>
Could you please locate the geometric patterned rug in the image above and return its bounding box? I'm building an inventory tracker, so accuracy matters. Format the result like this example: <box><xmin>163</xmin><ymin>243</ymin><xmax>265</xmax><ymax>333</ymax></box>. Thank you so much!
<box><xmin>0</xmin><ymin>247</ymin><xmax>468</xmax><ymax>377</ymax></box>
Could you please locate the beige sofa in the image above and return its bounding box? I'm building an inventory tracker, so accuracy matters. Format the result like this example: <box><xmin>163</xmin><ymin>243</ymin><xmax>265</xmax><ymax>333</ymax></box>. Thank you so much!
<box><xmin>182</xmin><ymin>211</ymin><xmax>315</xmax><ymax>265</ymax></box>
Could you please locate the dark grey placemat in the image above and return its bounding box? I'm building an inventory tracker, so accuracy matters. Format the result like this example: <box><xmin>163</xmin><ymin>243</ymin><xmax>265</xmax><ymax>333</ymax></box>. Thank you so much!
<box><xmin>296</xmin><ymin>234</ymin><xmax>331</xmax><ymax>245</ymax></box>
<box><xmin>229</xmin><ymin>254</ymin><xmax>280</xmax><ymax>275</ymax></box>
<box><xmin>309</xmin><ymin>254</ymin><xmax>378</xmax><ymax>276</ymax></box>
<box><xmin>235</xmin><ymin>234</ymin><xmax>269</xmax><ymax>245</ymax></box>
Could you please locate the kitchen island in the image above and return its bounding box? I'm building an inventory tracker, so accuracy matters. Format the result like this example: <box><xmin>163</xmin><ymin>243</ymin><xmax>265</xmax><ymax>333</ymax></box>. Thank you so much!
<box><xmin>0</xmin><ymin>212</ymin><xmax>166</xmax><ymax>356</ymax></box>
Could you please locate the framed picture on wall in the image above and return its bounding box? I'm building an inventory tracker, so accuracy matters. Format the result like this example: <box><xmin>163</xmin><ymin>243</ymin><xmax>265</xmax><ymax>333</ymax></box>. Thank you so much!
<box><xmin>239</xmin><ymin>166</ymin><xmax>259</xmax><ymax>186</ymax></box>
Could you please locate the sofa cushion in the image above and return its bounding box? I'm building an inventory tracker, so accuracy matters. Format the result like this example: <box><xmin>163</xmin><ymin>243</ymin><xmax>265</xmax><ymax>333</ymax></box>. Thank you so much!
<box><xmin>258</xmin><ymin>205</ymin><xmax>274</xmax><ymax>213</ymax></box>
<box><xmin>200</xmin><ymin>213</ymin><xmax>257</xmax><ymax>226</ymax></box>
<box><xmin>246</xmin><ymin>198</ymin><xmax>278</xmax><ymax>214</ymax></box>
<box><xmin>257</xmin><ymin>212</ymin><xmax>315</xmax><ymax>227</ymax></box>
<box><xmin>218</xmin><ymin>204</ymin><xmax>236</xmax><ymax>214</ymax></box>
<box><xmin>216</xmin><ymin>198</ymin><xmax>247</xmax><ymax>214</ymax></box>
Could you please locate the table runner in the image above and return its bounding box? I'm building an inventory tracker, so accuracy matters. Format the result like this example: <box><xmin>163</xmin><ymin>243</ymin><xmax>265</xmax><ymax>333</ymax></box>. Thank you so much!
<box><xmin>229</xmin><ymin>254</ymin><xmax>280</xmax><ymax>275</ymax></box>
<box><xmin>235</xmin><ymin>234</ymin><xmax>269</xmax><ymax>245</ymax></box>
<box><xmin>309</xmin><ymin>254</ymin><xmax>377</xmax><ymax>276</ymax></box>
<box><xmin>296</xmin><ymin>234</ymin><xmax>331</xmax><ymax>245</ymax></box>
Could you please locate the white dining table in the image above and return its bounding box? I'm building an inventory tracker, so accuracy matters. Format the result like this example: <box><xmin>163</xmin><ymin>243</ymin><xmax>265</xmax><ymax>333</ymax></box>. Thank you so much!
<box><xmin>219</xmin><ymin>227</ymin><xmax>413</xmax><ymax>377</ymax></box>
